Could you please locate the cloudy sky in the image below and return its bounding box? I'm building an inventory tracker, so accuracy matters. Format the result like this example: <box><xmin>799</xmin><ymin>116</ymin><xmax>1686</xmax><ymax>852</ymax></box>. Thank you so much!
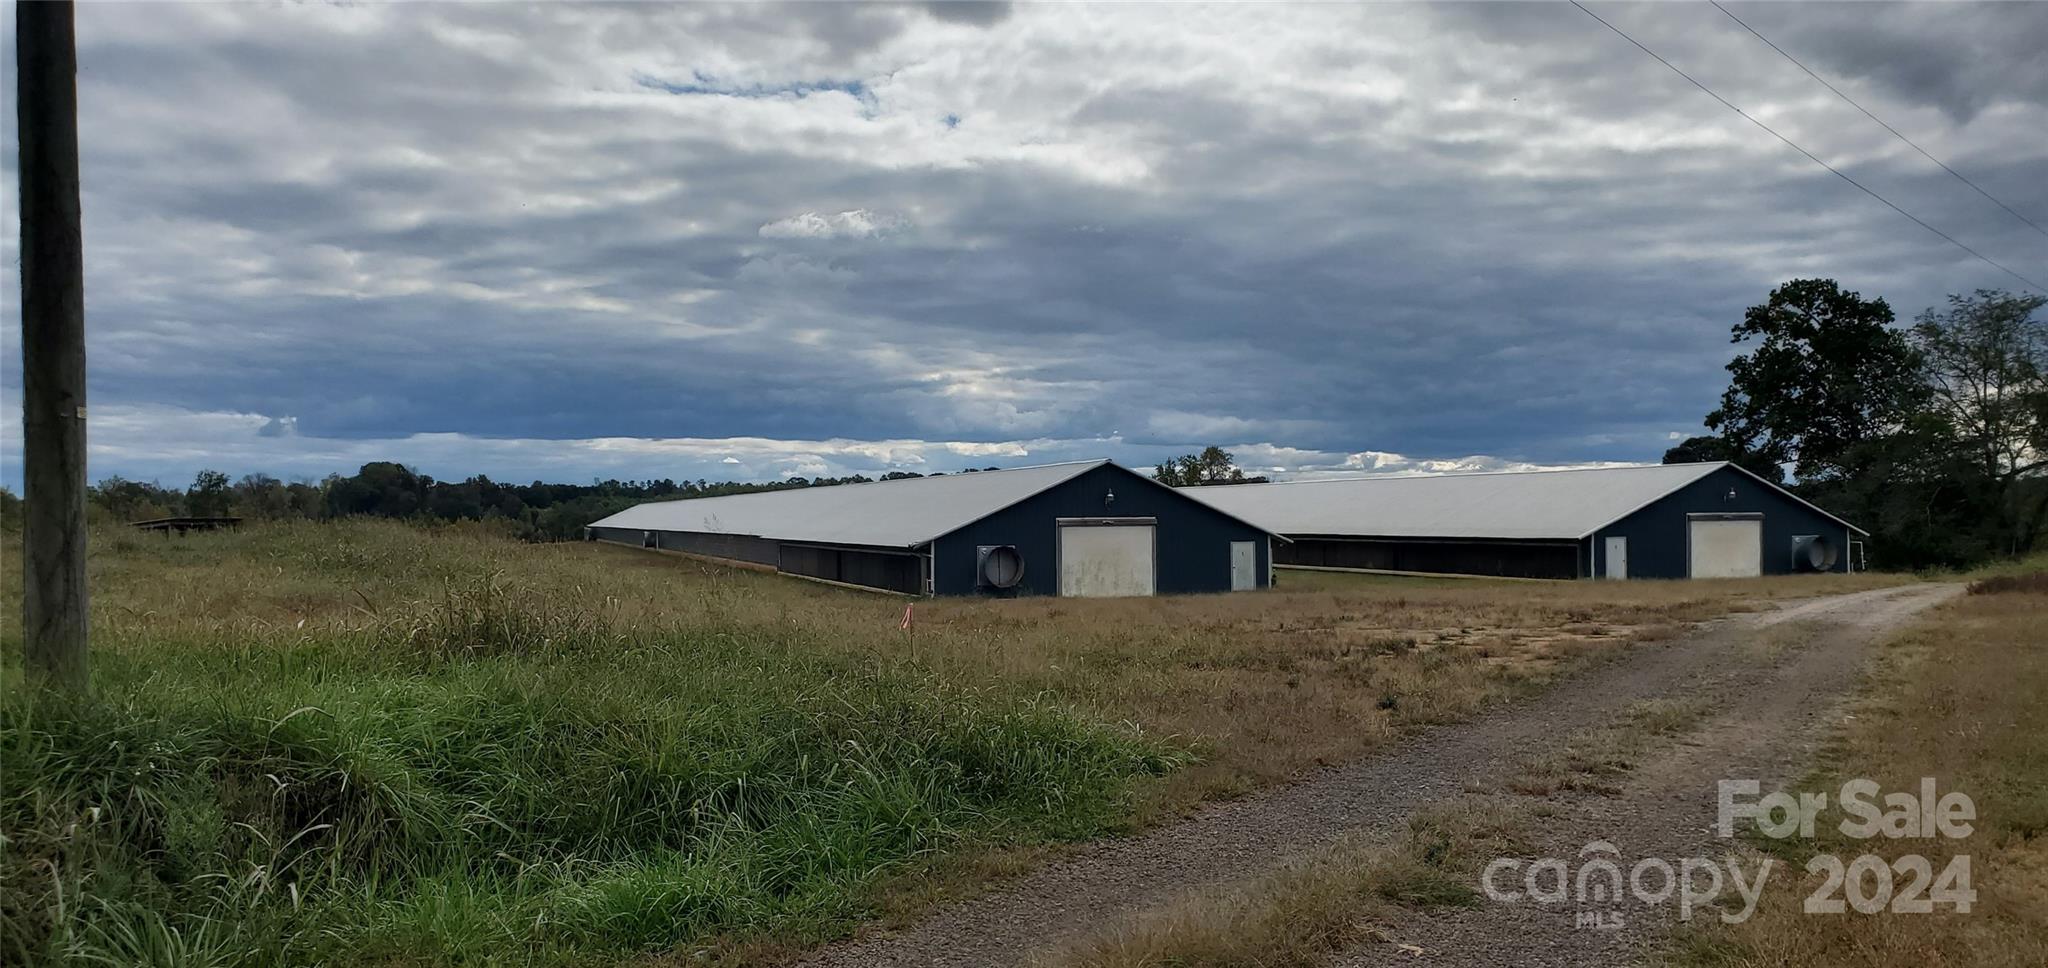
<box><xmin>3</xmin><ymin>1</ymin><xmax>2044</xmax><ymax>487</ymax></box>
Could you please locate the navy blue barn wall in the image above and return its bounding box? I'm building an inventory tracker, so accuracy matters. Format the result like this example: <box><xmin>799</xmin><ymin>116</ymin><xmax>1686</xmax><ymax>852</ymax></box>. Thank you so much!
<box><xmin>930</xmin><ymin>464</ymin><xmax>1270</xmax><ymax>596</ymax></box>
<box><xmin>1591</xmin><ymin>465</ymin><xmax>1854</xmax><ymax>578</ymax></box>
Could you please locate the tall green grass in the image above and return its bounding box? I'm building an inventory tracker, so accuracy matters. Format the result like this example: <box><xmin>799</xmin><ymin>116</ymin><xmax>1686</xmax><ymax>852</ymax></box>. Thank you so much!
<box><xmin>2</xmin><ymin>566</ymin><xmax>1177</xmax><ymax>966</ymax></box>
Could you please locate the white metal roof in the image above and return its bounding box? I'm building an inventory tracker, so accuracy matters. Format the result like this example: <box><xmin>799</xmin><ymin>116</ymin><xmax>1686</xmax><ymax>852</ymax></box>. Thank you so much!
<box><xmin>1182</xmin><ymin>461</ymin><xmax>1864</xmax><ymax>540</ymax></box>
<box><xmin>589</xmin><ymin>460</ymin><xmax>1110</xmax><ymax>549</ymax></box>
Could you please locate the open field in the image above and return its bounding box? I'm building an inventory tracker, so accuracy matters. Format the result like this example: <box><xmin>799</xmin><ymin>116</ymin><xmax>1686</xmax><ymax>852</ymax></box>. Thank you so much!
<box><xmin>1</xmin><ymin>521</ymin><xmax>1914</xmax><ymax>966</ymax></box>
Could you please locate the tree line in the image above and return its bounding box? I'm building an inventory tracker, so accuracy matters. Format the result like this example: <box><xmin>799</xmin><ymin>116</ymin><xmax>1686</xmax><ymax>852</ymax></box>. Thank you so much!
<box><xmin>1666</xmin><ymin>280</ymin><xmax>2047</xmax><ymax>569</ymax></box>
<box><xmin>5</xmin><ymin>279</ymin><xmax>2036</xmax><ymax>567</ymax></box>
<box><xmin>7</xmin><ymin>462</ymin><xmax>997</xmax><ymax>542</ymax></box>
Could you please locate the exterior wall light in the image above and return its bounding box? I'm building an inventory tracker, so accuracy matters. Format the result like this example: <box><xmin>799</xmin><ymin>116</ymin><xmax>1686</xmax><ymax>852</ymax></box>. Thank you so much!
<box><xmin>1105</xmin><ymin>488</ymin><xmax>1116</xmax><ymax>510</ymax></box>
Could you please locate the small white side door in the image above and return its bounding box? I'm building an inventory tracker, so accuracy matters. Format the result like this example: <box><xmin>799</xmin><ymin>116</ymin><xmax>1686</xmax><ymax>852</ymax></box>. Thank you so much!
<box><xmin>1604</xmin><ymin>536</ymin><xmax>1628</xmax><ymax>579</ymax></box>
<box><xmin>1229</xmin><ymin>541</ymin><xmax>1256</xmax><ymax>591</ymax></box>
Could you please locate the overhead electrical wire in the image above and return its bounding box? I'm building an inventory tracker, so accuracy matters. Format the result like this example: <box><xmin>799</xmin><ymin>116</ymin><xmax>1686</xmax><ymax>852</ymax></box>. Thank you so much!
<box><xmin>1568</xmin><ymin>0</ymin><xmax>2046</xmax><ymax>294</ymax></box>
<box><xmin>1709</xmin><ymin>0</ymin><xmax>2048</xmax><ymax>241</ymax></box>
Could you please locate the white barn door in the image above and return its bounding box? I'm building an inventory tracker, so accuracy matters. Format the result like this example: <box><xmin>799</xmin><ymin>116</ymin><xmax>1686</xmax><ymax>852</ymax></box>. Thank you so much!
<box><xmin>1229</xmin><ymin>541</ymin><xmax>1256</xmax><ymax>591</ymax></box>
<box><xmin>1689</xmin><ymin>516</ymin><xmax>1762</xmax><ymax>578</ymax></box>
<box><xmin>1604</xmin><ymin>537</ymin><xmax>1628</xmax><ymax>579</ymax></box>
<box><xmin>1059</xmin><ymin>521</ymin><xmax>1156</xmax><ymax>597</ymax></box>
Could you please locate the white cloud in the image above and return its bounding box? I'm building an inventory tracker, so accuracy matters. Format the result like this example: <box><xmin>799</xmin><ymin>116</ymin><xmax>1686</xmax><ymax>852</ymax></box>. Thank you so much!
<box><xmin>0</xmin><ymin>398</ymin><xmax>1640</xmax><ymax>490</ymax></box>
<box><xmin>1211</xmin><ymin>442</ymin><xmax>1640</xmax><ymax>481</ymax></box>
<box><xmin>33</xmin><ymin>401</ymin><xmax>1090</xmax><ymax>485</ymax></box>
<box><xmin>758</xmin><ymin>209</ymin><xmax>908</xmax><ymax>239</ymax></box>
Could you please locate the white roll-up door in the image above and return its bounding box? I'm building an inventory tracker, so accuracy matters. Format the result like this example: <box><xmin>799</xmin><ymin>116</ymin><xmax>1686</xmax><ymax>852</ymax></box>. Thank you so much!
<box><xmin>1689</xmin><ymin>517</ymin><xmax>1762</xmax><ymax>578</ymax></box>
<box><xmin>1058</xmin><ymin>521</ymin><xmax>1156</xmax><ymax>597</ymax></box>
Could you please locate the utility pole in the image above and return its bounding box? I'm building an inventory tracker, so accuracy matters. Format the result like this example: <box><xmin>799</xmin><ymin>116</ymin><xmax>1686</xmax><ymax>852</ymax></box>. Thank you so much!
<box><xmin>17</xmin><ymin>1</ymin><xmax>89</xmax><ymax>689</ymax></box>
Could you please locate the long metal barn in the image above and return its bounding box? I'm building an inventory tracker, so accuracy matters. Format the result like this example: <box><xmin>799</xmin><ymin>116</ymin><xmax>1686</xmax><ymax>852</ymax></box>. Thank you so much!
<box><xmin>1184</xmin><ymin>462</ymin><xmax>1866</xmax><ymax>580</ymax></box>
<box><xmin>587</xmin><ymin>460</ymin><xmax>1279</xmax><ymax>597</ymax></box>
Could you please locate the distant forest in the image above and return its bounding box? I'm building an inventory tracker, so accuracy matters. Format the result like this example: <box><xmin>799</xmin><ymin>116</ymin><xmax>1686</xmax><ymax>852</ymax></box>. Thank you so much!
<box><xmin>0</xmin><ymin>461</ymin><xmax>1001</xmax><ymax>543</ymax></box>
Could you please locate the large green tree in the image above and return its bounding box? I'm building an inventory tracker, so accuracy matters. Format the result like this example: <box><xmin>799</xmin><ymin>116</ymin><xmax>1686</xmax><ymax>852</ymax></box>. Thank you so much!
<box><xmin>1911</xmin><ymin>290</ymin><xmax>2048</xmax><ymax>555</ymax></box>
<box><xmin>1673</xmin><ymin>280</ymin><xmax>2048</xmax><ymax>567</ymax></box>
<box><xmin>1704</xmin><ymin>279</ymin><xmax>1924</xmax><ymax>483</ymax></box>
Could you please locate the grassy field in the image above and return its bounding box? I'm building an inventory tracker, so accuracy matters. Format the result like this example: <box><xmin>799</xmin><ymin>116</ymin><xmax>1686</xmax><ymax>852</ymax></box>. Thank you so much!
<box><xmin>1669</xmin><ymin>567</ymin><xmax>2048</xmax><ymax>968</ymax></box>
<box><xmin>0</xmin><ymin>520</ymin><xmax>1911</xmax><ymax>966</ymax></box>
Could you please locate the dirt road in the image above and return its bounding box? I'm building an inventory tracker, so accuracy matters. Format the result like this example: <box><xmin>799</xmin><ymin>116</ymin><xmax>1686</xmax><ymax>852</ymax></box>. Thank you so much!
<box><xmin>801</xmin><ymin>584</ymin><xmax>1960</xmax><ymax>968</ymax></box>
<box><xmin>1335</xmin><ymin>581</ymin><xmax>1963</xmax><ymax>967</ymax></box>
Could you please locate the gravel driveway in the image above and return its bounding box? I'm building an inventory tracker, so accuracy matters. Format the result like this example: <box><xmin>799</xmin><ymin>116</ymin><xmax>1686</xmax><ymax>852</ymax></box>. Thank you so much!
<box><xmin>1334</xmin><ymin>582</ymin><xmax>1962</xmax><ymax>968</ymax></box>
<box><xmin>799</xmin><ymin>584</ymin><xmax>1960</xmax><ymax>968</ymax></box>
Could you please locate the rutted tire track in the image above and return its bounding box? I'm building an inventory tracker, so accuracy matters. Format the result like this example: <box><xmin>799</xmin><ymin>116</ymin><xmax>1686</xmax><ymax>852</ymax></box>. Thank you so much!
<box><xmin>800</xmin><ymin>585</ymin><xmax>1959</xmax><ymax>968</ymax></box>
<box><xmin>1334</xmin><ymin>582</ymin><xmax>1962</xmax><ymax>968</ymax></box>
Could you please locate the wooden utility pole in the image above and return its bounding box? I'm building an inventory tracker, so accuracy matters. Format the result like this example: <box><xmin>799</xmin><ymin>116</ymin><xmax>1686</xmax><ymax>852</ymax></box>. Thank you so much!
<box><xmin>17</xmin><ymin>1</ymin><xmax>89</xmax><ymax>689</ymax></box>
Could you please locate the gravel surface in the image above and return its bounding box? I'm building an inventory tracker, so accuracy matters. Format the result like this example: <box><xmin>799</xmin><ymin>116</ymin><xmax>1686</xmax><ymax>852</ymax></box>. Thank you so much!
<box><xmin>799</xmin><ymin>584</ymin><xmax>1959</xmax><ymax>968</ymax></box>
<box><xmin>1333</xmin><ymin>581</ymin><xmax>1963</xmax><ymax>968</ymax></box>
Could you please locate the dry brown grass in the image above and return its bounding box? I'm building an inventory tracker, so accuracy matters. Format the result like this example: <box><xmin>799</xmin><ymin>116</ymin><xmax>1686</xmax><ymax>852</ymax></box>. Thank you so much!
<box><xmin>1967</xmin><ymin>571</ymin><xmax>2048</xmax><ymax>595</ymax></box>
<box><xmin>1667</xmin><ymin>573</ymin><xmax>2048</xmax><ymax>968</ymax></box>
<box><xmin>903</xmin><ymin>566</ymin><xmax>1906</xmax><ymax>815</ymax></box>
<box><xmin>1506</xmin><ymin>695</ymin><xmax>1716</xmax><ymax>797</ymax></box>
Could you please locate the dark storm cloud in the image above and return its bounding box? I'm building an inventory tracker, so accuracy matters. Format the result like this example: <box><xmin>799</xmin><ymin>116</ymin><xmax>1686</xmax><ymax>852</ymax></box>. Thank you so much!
<box><xmin>3</xmin><ymin>2</ymin><xmax>2043</xmax><ymax>487</ymax></box>
<box><xmin>1725</xmin><ymin>2</ymin><xmax>2048</xmax><ymax>123</ymax></box>
<box><xmin>922</xmin><ymin>2</ymin><xmax>1012</xmax><ymax>28</ymax></box>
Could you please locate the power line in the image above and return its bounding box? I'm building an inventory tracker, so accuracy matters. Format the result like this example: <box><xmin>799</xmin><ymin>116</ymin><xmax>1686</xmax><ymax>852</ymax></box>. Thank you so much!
<box><xmin>1710</xmin><ymin>0</ymin><xmax>2048</xmax><ymax>240</ymax></box>
<box><xmin>1568</xmin><ymin>0</ymin><xmax>2046</xmax><ymax>295</ymax></box>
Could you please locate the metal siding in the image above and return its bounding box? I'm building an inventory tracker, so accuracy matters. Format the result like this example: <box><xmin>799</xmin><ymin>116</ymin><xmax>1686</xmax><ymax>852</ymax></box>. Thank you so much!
<box><xmin>838</xmin><ymin>549</ymin><xmax>923</xmax><ymax>594</ymax></box>
<box><xmin>932</xmin><ymin>464</ymin><xmax>1270</xmax><ymax>596</ymax></box>
<box><xmin>656</xmin><ymin>530</ymin><xmax>780</xmax><ymax>565</ymax></box>
<box><xmin>1276</xmin><ymin>537</ymin><xmax>1580</xmax><ymax>579</ymax></box>
<box><xmin>588</xmin><ymin>526</ymin><xmax>644</xmax><ymax>546</ymax></box>
<box><xmin>593</xmin><ymin>527</ymin><xmax>781</xmax><ymax>566</ymax></box>
<box><xmin>597</xmin><ymin>525</ymin><xmax>926</xmax><ymax>594</ymax></box>
<box><xmin>777</xmin><ymin>543</ymin><xmax>839</xmax><ymax>582</ymax></box>
<box><xmin>776</xmin><ymin>543</ymin><xmax>924</xmax><ymax>594</ymax></box>
<box><xmin>1592</xmin><ymin>466</ymin><xmax>1854</xmax><ymax>578</ymax></box>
